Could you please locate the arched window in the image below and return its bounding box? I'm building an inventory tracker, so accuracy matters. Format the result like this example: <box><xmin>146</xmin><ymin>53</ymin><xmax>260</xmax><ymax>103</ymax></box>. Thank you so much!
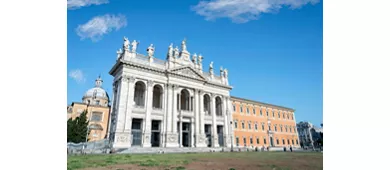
<box><xmin>215</xmin><ymin>96</ymin><xmax>223</xmax><ymax>116</ymax></box>
<box><xmin>134</xmin><ymin>81</ymin><xmax>146</xmax><ymax>107</ymax></box>
<box><xmin>180</xmin><ymin>89</ymin><xmax>190</xmax><ymax>111</ymax></box>
<box><xmin>152</xmin><ymin>85</ymin><xmax>163</xmax><ymax>109</ymax></box>
<box><xmin>203</xmin><ymin>94</ymin><xmax>211</xmax><ymax>115</ymax></box>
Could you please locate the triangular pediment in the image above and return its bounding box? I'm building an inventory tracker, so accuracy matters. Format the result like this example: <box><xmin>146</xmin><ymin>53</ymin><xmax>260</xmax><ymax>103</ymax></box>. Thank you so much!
<box><xmin>170</xmin><ymin>66</ymin><xmax>205</xmax><ymax>80</ymax></box>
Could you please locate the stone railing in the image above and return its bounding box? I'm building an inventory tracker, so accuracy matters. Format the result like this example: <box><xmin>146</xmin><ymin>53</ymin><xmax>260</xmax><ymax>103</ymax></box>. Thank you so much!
<box><xmin>67</xmin><ymin>139</ymin><xmax>109</xmax><ymax>154</ymax></box>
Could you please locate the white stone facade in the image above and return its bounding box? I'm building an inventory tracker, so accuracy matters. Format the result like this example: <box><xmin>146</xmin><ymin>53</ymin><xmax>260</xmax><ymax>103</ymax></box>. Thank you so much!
<box><xmin>108</xmin><ymin>38</ymin><xmax>234</xmax><ymax>149</ymax></box>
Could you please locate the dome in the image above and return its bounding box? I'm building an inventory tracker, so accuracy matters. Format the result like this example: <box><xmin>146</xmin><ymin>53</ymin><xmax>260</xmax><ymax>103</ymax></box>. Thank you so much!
<box><xmin>82</xmin><ymin>76</ymin><xmax>109</xmax><ymax>102</ymax></box>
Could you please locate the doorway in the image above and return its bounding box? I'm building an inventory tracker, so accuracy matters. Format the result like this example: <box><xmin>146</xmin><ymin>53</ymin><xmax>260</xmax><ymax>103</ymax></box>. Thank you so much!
<box><xmin>217</xmin><ymin>125</ymin><xmax>224</xmax><ymax>147</ymax></box>
<box><xmin>182</xmin><ymin>122</ymin><xmax>190</xmax><ymax>147</ymax></box>
<box><xmin>131</xmin><ymin>119</ymin><xmax>142</xmax><ymax>146</ymax></box>
<box><xmin>205</xmin><ymin>124</ymin><xmax>212</xmax><ymax>147</ymax></box>
<box><xmin>151</xmin><ymin>120</ymin><xmax>161</xmax><ymax>147</ymax></box>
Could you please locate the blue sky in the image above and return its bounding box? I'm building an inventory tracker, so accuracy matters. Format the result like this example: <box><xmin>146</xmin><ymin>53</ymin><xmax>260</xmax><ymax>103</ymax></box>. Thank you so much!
<box><xmin>67</xmin><ymin>0</ymin><xmax>323</xmax><ymax>126</ymax></box>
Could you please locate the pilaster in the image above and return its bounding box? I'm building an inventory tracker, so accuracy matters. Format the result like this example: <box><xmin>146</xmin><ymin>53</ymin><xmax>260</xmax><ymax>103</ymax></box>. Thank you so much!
<box><xmin>211</xmin><ymin>93</ymin><xmax>219</xmax><ymax>147</ymax></box>
<box><xmin>142</xmin><ymin>80</ymin><xmax>153</xmax><ymax>147</ymax></box>
<box><xmin>124</xmin><ymin>76</ymin><xmax>136</xmax><ymax>132</ymax></box>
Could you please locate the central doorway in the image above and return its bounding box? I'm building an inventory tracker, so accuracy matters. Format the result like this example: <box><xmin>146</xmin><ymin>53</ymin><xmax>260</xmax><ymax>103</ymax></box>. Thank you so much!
<box><xmin>151</xmin><ymin>120</ymin><xmax>161</xmax><ymax>147</ymax></box>
<box><xmin>131</xmin><ymin>118</ymin><xmax>142</xmax><ymax>146</ymax></box>
<box><xmin>182</xmin><ymin>122</ymin><xmax>191</xmax><ymax>147</ymax></box>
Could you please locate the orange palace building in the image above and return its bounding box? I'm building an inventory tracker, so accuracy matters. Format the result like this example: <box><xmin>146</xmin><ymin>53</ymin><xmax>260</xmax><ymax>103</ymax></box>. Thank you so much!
<box><xmin>231</xmin><ymin>96</ymin><xmax>300</xmax><ymax>148</ymax></box>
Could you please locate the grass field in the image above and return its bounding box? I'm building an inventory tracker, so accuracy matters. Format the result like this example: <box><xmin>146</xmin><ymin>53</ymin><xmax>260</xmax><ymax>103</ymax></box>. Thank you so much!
<box><xmin>68</xmin><ymin>152</ymin><xmax>323</xmax><ymax>170</ymax></box>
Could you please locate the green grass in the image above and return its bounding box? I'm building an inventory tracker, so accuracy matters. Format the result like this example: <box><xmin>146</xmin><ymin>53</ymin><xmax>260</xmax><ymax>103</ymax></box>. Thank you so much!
<box><xmin>67</xmin><ymin>152</ymin><xmax>322</xmax><ymax>170</ymax></box>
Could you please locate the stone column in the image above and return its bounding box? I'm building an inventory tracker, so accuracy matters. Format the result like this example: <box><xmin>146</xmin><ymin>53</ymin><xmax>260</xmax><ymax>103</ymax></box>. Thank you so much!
<box><xmin>191</xmin><ymin>117</ymin><xmax>195</xmax><ymax>147</ymax></box>
<box><xmin>161</xmin><ymin>83</ymin><xmax>168</xmax><ymax>147</ymax></box>
<box><xmin>142</xmin><ymin>80</ymin><xmax>153</xmax><ymax>147</ymax></box>
<box><xmin>124</xmin><ymin>76</ymin><xmax>136</xmax><ymax>131</ymax></box>
<box><xmin>211</xmin><ymin>93</ymin><xmax>219</xmax><ymax>147</ymax></box>
<box><xmin>106</xmin><ymin>81</ymin><xmax>117</xmax><ymax>142</ymax></box>
<box><xmin>197</xmin><ymin>90</ymin><xmax>207</xmax><ymax>147</ymax></box>
<box><xmin>112</xmin><ymin>76</ymin><xmax>131</xmax><ymax>148</ymax></box>
<box><xmin>178</xmin><ymin>91</ymin><xmax>182</xmax><ymax>147</ymax></box>
<box><xmin>223</xmin><ymin>96</ymin><xmax>229</xmax><ymax>147</ymax></box>
<box><xmin>194</xmin><ymin>89</ymin><xmax>199</xmax><ymax>146</ymax></box>
<box><xmin>165</xmin><ymin>84</ymin><xmax>179</xmax><ymax>147</ymax></box>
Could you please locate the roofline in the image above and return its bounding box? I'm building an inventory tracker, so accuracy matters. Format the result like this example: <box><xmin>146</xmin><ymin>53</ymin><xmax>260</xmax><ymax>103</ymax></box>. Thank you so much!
<box><xmin>230</xmin><ymin>96</ymin><xmax>295</xmax><ymax>111</ymax></box>
<box><xmin>71</xmin><ymin>102</ymin><xmax>111</xmax><ymax>109</ymax></box>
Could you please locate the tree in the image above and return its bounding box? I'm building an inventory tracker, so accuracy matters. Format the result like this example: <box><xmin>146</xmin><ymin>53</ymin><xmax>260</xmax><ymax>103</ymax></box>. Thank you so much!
<box><xmin>67</xmin><ymin>110</ymin><xmax>90</xmax><ymax>143</ymax></box>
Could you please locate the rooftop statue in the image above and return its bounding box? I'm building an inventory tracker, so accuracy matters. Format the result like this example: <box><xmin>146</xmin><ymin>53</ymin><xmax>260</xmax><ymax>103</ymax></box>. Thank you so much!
<box><xmin>131</xmin><ymin>40</ymin><xmax>139</xmax><ymax>53</ymax></box>
<box><xmin>147</xmin><ymin>44</ymin><xmax>155</xmax><ymax>57</ymax></box>
<box><xmin>181</xmin><ymin>38</ymin><xmax>187</xmax><ymax>51</ymax></box>
<box><xmin>174</xmin><ymin>46</ymin><xmax>179</xmax><ymax>58</ymax></box>
<box><xmin>168</xmin><ymin>43</ymin><xmax>173</xmax><ymax>58</ymax></box>
<box><xmin>123</xmin><ymin>37</ymin><xmax>130</xmax><ymax>51</ymax></box>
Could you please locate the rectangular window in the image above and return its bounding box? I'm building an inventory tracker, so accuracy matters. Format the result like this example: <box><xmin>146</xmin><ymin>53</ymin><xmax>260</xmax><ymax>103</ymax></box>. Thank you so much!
<box><xmin>246</xmin><ymin>108</ymin><xmax>249</xmax><ymax>114</ymax></box>
<box><xmin>268</xmin><ymin>125</ymin><xmax>271</xmax><ymax>131</ymax></box>
<box><xmin>234</xmin><ymin>121</ymin><xmax>238</xmax><ymax>129</ymax></box>
<box><xmin>91</xmin><ymin>112</ymin><xmax>102</xmax><ymax>122</ymax></box>
<box><xmin>260</xmin><ymin>110</ymin><xmax>263</xmax><ymax>116</ymax></box>
<box><xmin>255</xmin><ymin>124</ymin><xmax>258</xmax><ymax>130</ymax></box>
<box><xmin>240</xmin><ymin>106</ymin><xmax>243</xmax><ymax>113</ymax></box>
<box><xmin>236</xmin><ymin>137</ymin><xmax>239</xmax><ymax>146</ymax></box>
<box><xmin>282</xmin><ymin>139</ymin><xmax>285</xmax><ymax>145</ymax></box>
<box><xmin>287</xmin><ymin>139</ymin><xmax>290</xmax><ymax>145</ymax></box>
<box><xmin>262</xmin><ymin>124</ymin><xmax>265</xmax><ymax>131</ymax></box>
<box><xmin>248</xmin><ymin>122</ymin><xmax>251</xmax><ymax>130</ymax></box>
<box><xmin>272</xmin><ymin>111</ymin><xmax>275</xmax><ymax>117</ymax></box>
<box><xmin>278</xmin><ymin>112</ymin><xmax>280</xmax><ymax>118</ymax></box>
<box><xmin>285</xmin><ymin>126</ymin><xmax>288</xmax><ymax>132</ymax></box>
<box><xmin>243</xmin><ymin>137</ymin><xmax>247</xmax><ymax>146</ymax></box>
<box><xmin>250</xmin><ymin>137</ymin><xmax>253</xmax><ymax>144</ymax></box>
<box><xmin>233</xmin><ymin>105</ymin><xmax>236</xmax><ymax>112</ymax></box>
<box><xmin>264</xmin><ymin>138</ymin><xmax>267</xmax><ymax>144</ymax></box>
<box><xmin>253</xmin><ymin>108</ymin><xmax>256</xmax><ymax>115</ymax></box>
<box><xmin>292</xmin><ymin>140</ymin><xmax>295</xmax><ymax>145</ymax></box>
<box><xmin>276</xmin><ymin>139</ymin><xmax>279</xmax><ymax>145</ymax></box>
<box><xmin>274</xmin><ymin>126</ymin><xmax>277</xmax><ymax>132</ymax></box>
<box><xmin>266</xmin><ymin>111</ymin><xmax>269</xmax><ymax>117</ymax></box>
<box><xmin>242</xmin><ymin>122</ymin><xmax>245</xmax><ymax>129</ymax></box>
<box><xmin>296</xmin><ymin>140</ymin><xmax>298</xmax><ymax>145</ymax></box>
<box><xmin>256</xmin><ymin>138</ymin><xmax>260</xmax><ymax>144</ymax></box>
<box><xmin>280</xmin><ymin>126</ymin><xmax>283</xmax><ymax>132</ymax></box>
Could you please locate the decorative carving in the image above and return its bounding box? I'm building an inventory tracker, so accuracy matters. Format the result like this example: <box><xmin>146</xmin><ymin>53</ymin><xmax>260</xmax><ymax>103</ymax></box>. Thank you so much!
<box><xmin>131</xmin><ymin>40</ymin><xmax>139</xmax><ymax>53</ymax></box>
<box><xmin>116</xmin><ymin>134</ymin><xmax>130</xmax><ymax>143</ymax></box>
<box><xmin>147</xmin><ymin>80</ymin><xmax>154</xmax><ymax>87</ymax></box>
<box><xmin>121</xmin><ymin>76</ymin><xmax>128</xmax><ymax>82</ymax></box>
<box><xmin>129</xmin><ymin>76</ymin><xmax>136</xmax><ymax>83</ymax></box>
<box><xmin>147</xmin><ymin>44</ymin><xmax>155</xmax><ymax>57</ymax></box>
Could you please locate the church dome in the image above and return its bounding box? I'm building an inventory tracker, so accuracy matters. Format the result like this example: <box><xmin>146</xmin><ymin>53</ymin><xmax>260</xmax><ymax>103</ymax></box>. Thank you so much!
<box><xmin>82</xmin><ymin>76</ymin><xmax>109</xmax><ymax>105</ymax></box>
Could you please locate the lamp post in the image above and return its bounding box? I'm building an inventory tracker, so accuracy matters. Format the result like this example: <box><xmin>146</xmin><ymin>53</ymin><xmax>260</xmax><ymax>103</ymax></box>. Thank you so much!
<box><xmin>230</xmin><ymin>121</ymin><xmax>233</xmax><ymax>152</ymax></box>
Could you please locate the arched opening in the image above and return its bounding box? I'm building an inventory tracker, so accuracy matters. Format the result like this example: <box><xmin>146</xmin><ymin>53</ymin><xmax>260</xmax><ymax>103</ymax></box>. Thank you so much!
<box><xmin>134</xmin><ymin>81</ymin><xmax>146</xmax><ymax>107</ymax></box>
<box><xmin>203</xmin><ymin>94</ymin><xmax>211</xmax><ymax>115</ymax></box>
<box><xmin>180</xmin><ymin>89</ymin><xmax>190</xmax><ymax>111</ymax></box>
<box><xmin>215</xmin><ymin>96</ymin><xmax>222</xmax><ymax>116</ymax></box>
<box><xmin>152</xmin><ymin>85</ymin><xmax>163</xmax><ymax>109</ymax></box>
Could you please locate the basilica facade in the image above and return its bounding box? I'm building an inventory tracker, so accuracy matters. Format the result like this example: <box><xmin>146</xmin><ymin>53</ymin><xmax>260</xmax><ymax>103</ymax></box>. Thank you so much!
<box><xmin>108</xmin><ymin>38</ymin><xmax>234</xmax><ymax>148</ymax></box>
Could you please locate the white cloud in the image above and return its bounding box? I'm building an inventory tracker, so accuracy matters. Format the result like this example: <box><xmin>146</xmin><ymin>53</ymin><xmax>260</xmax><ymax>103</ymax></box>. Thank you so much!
<box><xmin>76</xmin><ymin>14</ymin><xmax>127</xmax><ymax>42</ymax></box>
<box><xmin>67</xmin><ymin>0</ymin><xmax>109</xmax><ymax>10</ymax></box>
<box><xmin>69</xmin><ymin>69</ymin><xmax>86</xmax><ymax>84</ymax></box>
<box><xmin>192</xmin><ymin>0</ymin><xmax>320</xmax><ymax>23</ymax></box>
